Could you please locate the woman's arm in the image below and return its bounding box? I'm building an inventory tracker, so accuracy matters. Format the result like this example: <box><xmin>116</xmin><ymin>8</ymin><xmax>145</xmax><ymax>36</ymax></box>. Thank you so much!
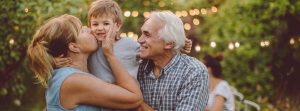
<box><xmin>60</xmin><ymin>73</ymin><xmax>143</xmax><ymax>109</ymax></box>
<box><xmin>210</xmin><ymin>95</ymin><xmax>225</xmax><ymax>111</ymax></box>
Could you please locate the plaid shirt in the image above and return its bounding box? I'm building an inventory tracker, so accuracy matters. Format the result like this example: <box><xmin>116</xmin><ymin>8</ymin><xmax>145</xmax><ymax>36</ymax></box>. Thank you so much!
<box><xmin>138</xmin><ymin>54</ymin><xmax>209</xmax><ymax>111</ymax></box>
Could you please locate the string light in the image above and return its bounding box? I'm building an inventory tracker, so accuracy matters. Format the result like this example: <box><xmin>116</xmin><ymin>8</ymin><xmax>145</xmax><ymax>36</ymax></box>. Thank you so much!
<box><xmin>184</xmin><ymin>23</ymin><xmax>191</xmax><ymax>30</ymax></box>
<box><xmin>194</xmin><ymin>9</ymin><xmax>200</xmax><ymax>15</ymax></box>
<box><xmin>228</xmin><ymin>43</ymin><xmax>234</xmax><ymax>50</ymax></box>
<box><xmin>127</xmin><ymin>32</ymin><xmax>134</xmax><ymax>38</ymax></box>
<box><xmin>132</xmin><ymin>11</ymin><xmax>139</xmax><ymax>17</ymax></box>
<box><xmin>235</xmin><ymin>42</ymin><xmax>240</xmax><ymax>48</ymax></box>
<box><xmin>189</xmin><ymin>10</ymin><xmax>195</xmax><ymax>16</ymax></box>
<box><xmin>120</xmin><ymin>33</ymin><xmax>127</xmax><ymax>38</ymax></box>
<box><xmin>265</xmin><ymin>40</ymin><xmax>270</xmax><ymax>46</ymax></box>
<box><xmin>290</xmin><ymin>38</ymin><xmax>295</xmax><ymax>45</ymax></box>
<box><xmin>195</xmin><ymin>45</ymin><xmax>201</xmax><ymax>52</ymax></box>
<box><xmin>211</xmin><ymin>6</ymin><xmax>218</xmax><ymax>13</ymax></box>
<box><xmin>210</xmin><ymin>41</ymin><xmax>216</xmax><ymax>48</ymax></box>
<box><xmin>24</xmin><ymin>8</ymin><xmax>29</xmax><ymax>13</ymax></box>
<box><xmin>181</xmin><ymin>11</ymin><xmax>188</xmax><ymax>17</ymax></box>
<box><xmin>124</xmin><ymin>11</ymin><xmax>131</xmax><ymax>17</ymax></box>
<box><xmin>133</xmin><ymin>34</ymin><xmax>139</xmax><ymax>41</ymax></box>
<box><xmin>193</xmin><ymin>18</ymin><xmax>200</xmax><ymax>25</ymax></box>
<box><xmin>143</xmin><ymin>12</ymin><xmax>150</xmax><ymax>18</ymax></box>
<box><xmin>201</xmin><ymin>8</ymin><xmax>207</xmax><ymax>15</ymax></box>
<box><xmin>260</xmin><ymin>41</ymin><xmax>265</xmax><ymax>47</ymax></box>
<box><xmin>9</xmin><ymin>39</ymin><xmax>14</xmax><ymax>45</ymax></box>
<box><xmin>175</xmin><ymin>11</ymin><xmax>181</xmax><ymax>17</ymax></box>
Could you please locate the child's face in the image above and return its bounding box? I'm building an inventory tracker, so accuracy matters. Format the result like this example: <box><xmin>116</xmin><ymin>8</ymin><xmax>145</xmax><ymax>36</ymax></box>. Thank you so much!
<box><xmin>90</xmin><ymin>16</ymin><xmax>119</xmax><ymax>41</ymax></box>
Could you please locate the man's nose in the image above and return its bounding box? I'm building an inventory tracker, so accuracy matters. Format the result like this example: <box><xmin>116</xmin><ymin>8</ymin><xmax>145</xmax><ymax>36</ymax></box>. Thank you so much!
<box><xmin>138</xmin><ymin>35</ymin><xmax>144</xmax><ymax>43</ymax></box>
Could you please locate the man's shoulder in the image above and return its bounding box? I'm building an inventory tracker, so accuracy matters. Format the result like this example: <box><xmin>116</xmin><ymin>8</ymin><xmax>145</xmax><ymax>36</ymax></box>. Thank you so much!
<box><xmin>178</xmin><ymin>54</ymin><xmax>206</xmax><ymax>69</ymax></box>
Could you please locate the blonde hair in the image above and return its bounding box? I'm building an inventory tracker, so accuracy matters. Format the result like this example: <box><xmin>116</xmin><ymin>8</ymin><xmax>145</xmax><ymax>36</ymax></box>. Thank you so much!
<box><xmin>88</xmin><ymin>0</ymin><xmax>123</xmax><ymax>26</ymax></box>
<box><xmin>27</xmin><ymin>14</ymin><xmax>82</xmax><ymax>87</ymax></box>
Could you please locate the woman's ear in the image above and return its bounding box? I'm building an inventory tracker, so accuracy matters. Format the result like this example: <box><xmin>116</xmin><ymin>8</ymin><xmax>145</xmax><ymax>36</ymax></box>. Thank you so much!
<box><xmin>164</xmin><ymin>41</ymin><xmax>175</xmax><ymax>50</ymax></box>
<box><xmin>68</xmin><ymin>42</ymin><xmax>80</xmax><ymax>53</ymax></box>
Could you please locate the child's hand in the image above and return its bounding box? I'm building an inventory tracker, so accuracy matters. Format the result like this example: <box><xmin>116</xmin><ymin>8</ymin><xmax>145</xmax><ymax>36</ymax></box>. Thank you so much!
<box><xmin>102</xmin><ymin>23</ymin><xmax>117</xmax><ymax>57</ymax></box>
<box><xmin>53</xmin><ymin>55</ymin><xmax>72</xmax><ymax>68</ymax></box>
<box><xmin>181</xmin><ymin>38</ymin><xmax>192</xmax><ymax>54</ymax></box>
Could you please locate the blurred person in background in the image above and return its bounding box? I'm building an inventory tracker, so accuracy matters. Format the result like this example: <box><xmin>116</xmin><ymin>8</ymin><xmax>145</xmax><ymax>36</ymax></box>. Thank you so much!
<box><xmin>203</xmin><ymin>54</ymin><xmax>234</xmax><ymax>111</ymax></box>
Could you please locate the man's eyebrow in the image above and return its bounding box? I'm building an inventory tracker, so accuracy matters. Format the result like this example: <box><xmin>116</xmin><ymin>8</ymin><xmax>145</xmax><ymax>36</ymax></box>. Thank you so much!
<box><xmin>143</xmin><ymin>30</ymin><xmax>149</xmax><ymax>34</ymax></box>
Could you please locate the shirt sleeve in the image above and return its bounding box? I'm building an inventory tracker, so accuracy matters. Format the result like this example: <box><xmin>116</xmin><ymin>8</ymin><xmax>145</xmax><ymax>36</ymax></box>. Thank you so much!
<box><xmin>175</xmin><ymin>67</ymin><xmax>209</xmax><ymax>111</ymax></box>
<box><xmin>215</xmin><ymin>81</ymin><xmax>231</xmax><ymax>101</ymax></box>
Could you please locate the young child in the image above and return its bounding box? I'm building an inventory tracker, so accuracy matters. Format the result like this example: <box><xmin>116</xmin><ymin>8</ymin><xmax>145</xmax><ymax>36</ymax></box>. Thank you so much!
<box><xmin>87</xmin><ymin>0</ymin><xmax>140</xmax><ymax>83</ymax></box>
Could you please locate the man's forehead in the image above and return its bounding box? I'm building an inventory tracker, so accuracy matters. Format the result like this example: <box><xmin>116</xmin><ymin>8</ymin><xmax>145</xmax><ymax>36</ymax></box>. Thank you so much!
<box><xmin>142</xmin><ymin>18</ymin><xmax>164</xmax><ymax>31</ymax></box>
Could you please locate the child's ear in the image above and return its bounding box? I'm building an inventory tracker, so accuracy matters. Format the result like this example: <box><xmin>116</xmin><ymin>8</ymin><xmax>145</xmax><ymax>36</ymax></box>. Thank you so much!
<box><xmin>116</xmin><ymin>22</ymin><xmax>122</xmax><ymax>31</ymax></box>
<box><xmin>68</xmin><ymin>42</ymin><xmax>80</xmax><ymax>53</ymax></box>
<box><xmin>164</xmin><ymin>41</ymin><xmax>175</xmax><ymax>50</ymax></box>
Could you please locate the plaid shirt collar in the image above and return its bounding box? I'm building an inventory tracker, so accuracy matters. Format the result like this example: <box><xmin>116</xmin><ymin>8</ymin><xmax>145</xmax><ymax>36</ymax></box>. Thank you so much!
<box><xmin>143</xmin><ymin>53</ymin><xmax>181</xmax><ymax>76</ymax></box>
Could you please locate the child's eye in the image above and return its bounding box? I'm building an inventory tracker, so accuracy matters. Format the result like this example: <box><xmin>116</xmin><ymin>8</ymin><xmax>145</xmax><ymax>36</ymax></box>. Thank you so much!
<box><xmin>92</xmin><ymin>23</ymin><xmax>98</xmax><ymax>26</ymax></box>
<box><xmin>104</xmin><ymin>23</ymin><xmax>110</xmax><ymax>25</ymax></box>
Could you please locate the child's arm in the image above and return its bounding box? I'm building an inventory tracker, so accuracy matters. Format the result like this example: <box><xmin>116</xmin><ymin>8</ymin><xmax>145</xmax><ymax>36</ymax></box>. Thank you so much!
<box><xmin>181</xmin><ymin>38</ymin><xmax>192</xmax><ymax>54</ymax></box>
<box><xmin>53</xmin><ymin>55</ymin><xmax>72</xmax><ymax>68</ymax></box>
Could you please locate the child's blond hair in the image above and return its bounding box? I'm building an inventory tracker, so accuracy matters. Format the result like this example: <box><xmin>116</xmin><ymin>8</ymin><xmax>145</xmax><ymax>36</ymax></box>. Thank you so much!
<box><xmin>88</xmin><ymin>0</ymin><xmax>123</xmax><ymax>26</ymax></box>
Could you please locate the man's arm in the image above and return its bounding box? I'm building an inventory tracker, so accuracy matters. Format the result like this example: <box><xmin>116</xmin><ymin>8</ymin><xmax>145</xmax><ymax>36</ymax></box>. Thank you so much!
<box><xmin>175</xmin><ymin>68</ymin><xmax>209</xmax><ymax>111</ymax></box>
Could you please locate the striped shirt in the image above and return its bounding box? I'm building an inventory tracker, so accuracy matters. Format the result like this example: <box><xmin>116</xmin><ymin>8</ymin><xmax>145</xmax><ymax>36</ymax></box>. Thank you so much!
<box><xmin>138</xmin><ymin>54</ymin><xmax>209</xmax><ymax>111</ymax></box>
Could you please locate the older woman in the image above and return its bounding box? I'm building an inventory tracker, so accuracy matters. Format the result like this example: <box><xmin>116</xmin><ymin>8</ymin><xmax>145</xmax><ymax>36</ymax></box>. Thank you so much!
<box><xmin>27</xmin><ymin>14</ymin><xmax>142</xmax><ymax>111</ymax></box>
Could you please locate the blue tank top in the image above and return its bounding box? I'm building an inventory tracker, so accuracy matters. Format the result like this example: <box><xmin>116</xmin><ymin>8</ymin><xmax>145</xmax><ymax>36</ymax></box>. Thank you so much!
<box><xmin>46</xmin><ymin>67</ymin><xmax>102</xmax><ymax>111</ymax></box>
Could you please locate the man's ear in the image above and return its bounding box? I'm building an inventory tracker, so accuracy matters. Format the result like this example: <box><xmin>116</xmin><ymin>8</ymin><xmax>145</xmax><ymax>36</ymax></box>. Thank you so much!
<box><xmin>68</xmin><ymin>42</ymin><xmax>80</xmax><ymax>53</ymax></box>
<box><xmin>164</xmin><ymin>41</ymin><xmax>175</xmax><ymax>50</ymax></box>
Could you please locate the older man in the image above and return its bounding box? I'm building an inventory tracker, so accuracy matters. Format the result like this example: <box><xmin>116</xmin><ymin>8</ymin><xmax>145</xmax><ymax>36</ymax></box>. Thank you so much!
<box><xmin>137</xmin><ymin>11</ymin><xmax>209</xmax><ymax>111</ymax></box>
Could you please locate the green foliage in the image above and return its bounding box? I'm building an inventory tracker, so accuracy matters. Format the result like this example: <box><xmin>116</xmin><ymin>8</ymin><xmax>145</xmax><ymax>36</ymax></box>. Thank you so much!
<box><xmin>193</xmin><ymin>0</ymin><xmax>300</xmax><ymax>110</ymax></box>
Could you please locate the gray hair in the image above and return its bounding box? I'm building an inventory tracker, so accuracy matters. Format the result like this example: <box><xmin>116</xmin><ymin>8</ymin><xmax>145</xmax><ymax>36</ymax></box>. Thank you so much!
<box><xmin>149</xmin><ymin>11</ymin><xmax>186</xmax><ymax>53</ymax></box>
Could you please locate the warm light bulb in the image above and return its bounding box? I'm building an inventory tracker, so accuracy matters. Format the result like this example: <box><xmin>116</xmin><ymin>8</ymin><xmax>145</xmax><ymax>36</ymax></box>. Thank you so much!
<box><xmin>124</xmin><ymin>11</ymin><xmax>131</xmax><ymax>17</ymax></box>
<box><xmin>290</xmin><ymin>38</ymin><xmax>295</xmax><ymax>45</ymax></box>
<box><xmin>128</xmin><ymin>32</ymin><xmax>134</xmax><ymax>38</ymax></box>
<box><xmin>193</xmin><ymin>18</ymin><xmax>200</xmax><ymax>25</ymax></box>
<box><xmin>228</xmin><ymin>43</ymin><xmax>234</xmax><ymax>50</ymax></box>
<box><xmin>201</xmin><ymin>8</ymin><xmax>207</xmax><ymax>15</ymax></box>
<box><xmin>184</xmin><ymin>23</ymin><xmax>191</xmax><ymax>30</ymax></box>
<box><xmin>120</xmin><ymin>33</ymin><xmax>127</xmax><ymax>38</ymax></box>
<box><xmin>210</xmin><ymin>41</ymin><xmax>216</xmax><ymax>48</ymax></box>
<box><xmin>195</xmin><ymin>45</ymin><xmax>201</xmax><ymax>52</ymax></box>
<box><xmin>211</xmin><ymin>6</ymin><xmax>218</xmax><ymax>13</ymax></box>
<box><xmin>9</xmin><ymin>39</ymin><xmax>14</xmax><ymax>45</ymax></box>
<box><xmin>235</xmin><ymin>42</ymin><xmax>240</xmax><ymax>48</ymax></box>
<box><xmin>132</xmin><ymin>11</ymin><xmax>139</xmax><ymax>17</ymax></box>
<box><xmin>143</xmin><ymin>12</ymin><xmax>150</xmax><ymax>18</ymax></box>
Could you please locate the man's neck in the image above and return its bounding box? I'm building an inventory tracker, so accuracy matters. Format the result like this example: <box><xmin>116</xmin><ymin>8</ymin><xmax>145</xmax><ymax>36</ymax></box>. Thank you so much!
<box><xmin>69</xmin><ymin>53</ymin><xmax>89</xmax><ymax>73</ymax></box>
<box><xmin>152</xmin><ymin>52</ymin><xmax>176</xmax><ymax>79</ymax></box>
